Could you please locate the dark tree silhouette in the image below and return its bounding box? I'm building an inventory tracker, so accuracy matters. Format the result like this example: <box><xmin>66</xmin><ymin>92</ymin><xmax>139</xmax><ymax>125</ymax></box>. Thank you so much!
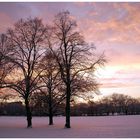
<box><xmin>38</xmin><ymin>50</ymin><xmax>65</xmax><ymax>125</ymax></box>
<box><xmin>1</xmin><ymin>18</ymin><xmax>47</xmax><ymax>128</ymax></box>
<box><xmin>48</xmin><ymin>11</ymin><xmax>106</xmax><ymax>128</ymax></box>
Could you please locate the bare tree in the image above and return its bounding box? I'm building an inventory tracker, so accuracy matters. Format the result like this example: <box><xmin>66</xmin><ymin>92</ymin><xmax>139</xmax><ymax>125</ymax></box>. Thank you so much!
<box><xmin>37</xmin><ymin>50</ymin><xmax>65</xmax><ymax>125</ymax></box>
<box><xmin>1</xmin><ymin>18</ymin><xmax>47</xmax><ymax>128</ymax></box>
<box><xmin>49</xmin><ymin>11</ymin><xmax>106</xmax><ymax>128</ymax></box>
<box><xmin>70</xmin><ymin>74</ymin><xmax>100</xmax><ymax>102</ymax></box>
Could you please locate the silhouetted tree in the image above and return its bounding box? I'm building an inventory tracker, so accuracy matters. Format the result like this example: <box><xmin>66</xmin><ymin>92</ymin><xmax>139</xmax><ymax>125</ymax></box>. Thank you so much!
<box><xmin>37</xmin><ymin>50</ymin><xmax>65</xmax><ymax>125</ymax></box>
<box><xmin>48</xmin><ymin>11</ymin><xmax>106</xmax><ymax>128</ymax></box>
<box><xmin>1</xmin><ymin>18</ymin><xmax>47</xmax><ymax>128</ymax></box>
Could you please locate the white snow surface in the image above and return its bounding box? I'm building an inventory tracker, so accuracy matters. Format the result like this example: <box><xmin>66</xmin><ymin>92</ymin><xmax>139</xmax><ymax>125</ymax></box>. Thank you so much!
<box><xmin>0</xmin><ymin>115</ymin><xmax>140</xmax><ymax>138</ymax></box>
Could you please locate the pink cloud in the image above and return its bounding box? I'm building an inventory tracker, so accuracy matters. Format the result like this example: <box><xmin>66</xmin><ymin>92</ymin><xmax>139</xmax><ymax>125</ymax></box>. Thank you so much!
<box><xmin>0</xmin><ymin>12</ymin><xmax>14</xmax><ymax>32</ymax></box>
<box><xmin>76</xmin><ymin>3</ymin><xmax>140</xmax><ymax>45</ymax></box>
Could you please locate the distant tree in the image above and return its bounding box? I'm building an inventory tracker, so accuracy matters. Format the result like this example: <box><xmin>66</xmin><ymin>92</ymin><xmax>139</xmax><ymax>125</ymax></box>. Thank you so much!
<box><xmin>0</xmin><ymin>90</ymin><xmax>16</xmax><ymax>115</ymax></box>
<box><xmin>70</xmin><ymin>93</ymin><xmax>140</xmax><ymax>116</ymax></box>
<box><xmin>98</xmin><ymin>93</ymin><xmax>140</xmax><ymax>115</ymax></box>
<box><xmin>100</xmin><ymin>97</ymin><xmax>111</xmax><ymax>115</ymax></box>
<box><xmin>49</xmin><ymin>11</ymin><xmax>106</xmax><ymax>128</ymax></box>
<box><xmin>127</xmin><ymin>98</ymin><xmax>139</xmax><ymax>115</ymax></box>
<box><xmin>1</xmin><ymin>18</ymin><xmax>47</xmax><ymax>128</ymax></box>
<box><xmin>0</xmin><ymin>92</ymin><xmax>16</xmax><ymax>104</ymax></box>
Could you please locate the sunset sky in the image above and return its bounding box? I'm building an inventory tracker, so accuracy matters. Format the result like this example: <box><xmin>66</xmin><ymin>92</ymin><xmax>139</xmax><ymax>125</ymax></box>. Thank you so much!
<box><xmin>0</xmin><ymin>2</ymin><xmax>140</xmax><ymax>100</ymax></box>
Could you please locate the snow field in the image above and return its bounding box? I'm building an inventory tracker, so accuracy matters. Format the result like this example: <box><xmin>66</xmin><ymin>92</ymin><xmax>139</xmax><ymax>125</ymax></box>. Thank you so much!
<box><xmin>0</xmin><ymin>115</ymin><xmax>140</xmax><ymax>138</ymax></box>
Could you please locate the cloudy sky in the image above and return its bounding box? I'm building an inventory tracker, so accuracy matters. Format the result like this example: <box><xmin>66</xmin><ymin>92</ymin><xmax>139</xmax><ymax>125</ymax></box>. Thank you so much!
<box><xmin>0</xmin><ymin>2</ymin><xmax>140</xmax><ymax>99</ymax></box>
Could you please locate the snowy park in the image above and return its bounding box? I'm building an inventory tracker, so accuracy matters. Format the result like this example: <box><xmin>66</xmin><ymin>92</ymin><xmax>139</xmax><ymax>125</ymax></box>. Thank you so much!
<box><xmin>0</xmin><ymin>2</ymin><xmax>140</xmax><ymax>139</ymax></box>
<box><xmin>0</xmin><ymin>115</ymin><xmax>140</xmax><ymax>138</ymax></box>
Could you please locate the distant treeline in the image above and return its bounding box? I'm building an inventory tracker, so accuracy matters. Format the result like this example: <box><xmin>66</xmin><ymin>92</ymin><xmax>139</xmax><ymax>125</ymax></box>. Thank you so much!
<box><xmin>71</xmin><ymin>94</ymin><xmax>140</xmax><ymax>116</ymax></box>
<box><xmin>0</xmin><ymin>93</ymin><xmax>140</xmax><ymax>116</ymax></box>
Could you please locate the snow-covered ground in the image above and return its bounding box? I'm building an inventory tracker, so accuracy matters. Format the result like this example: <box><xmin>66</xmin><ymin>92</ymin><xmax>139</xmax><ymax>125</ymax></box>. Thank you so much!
<box><xmin>0</xmin><ymin>115</ymin><xmax>140</xmax><ymax>138</ymax></box>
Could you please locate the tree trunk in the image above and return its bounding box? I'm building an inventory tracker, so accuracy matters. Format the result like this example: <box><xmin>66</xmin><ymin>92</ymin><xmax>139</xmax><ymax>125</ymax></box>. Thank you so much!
<box><xmin>25</xmin><ymin>99</ymin><xmax>32</xmax><ymax>128</ymax></box>
<box><xmin>65</xmin><ymin>84</ymin><xmax>71</xmax><ymax>128</ymax></box>
<box><xmin>49</xmin><ymin>112</ymin><xmax>53</xmax><ymax>125</ymax></box>
<box><xmin>48</xmin><ymin>98</ymin><xmax>53</xmax><ymax>125</ymax></box>
<box><xmin>48</xmin><ymin>85</ymin><xmax>53</xmax><ymax>125</ymax></box>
